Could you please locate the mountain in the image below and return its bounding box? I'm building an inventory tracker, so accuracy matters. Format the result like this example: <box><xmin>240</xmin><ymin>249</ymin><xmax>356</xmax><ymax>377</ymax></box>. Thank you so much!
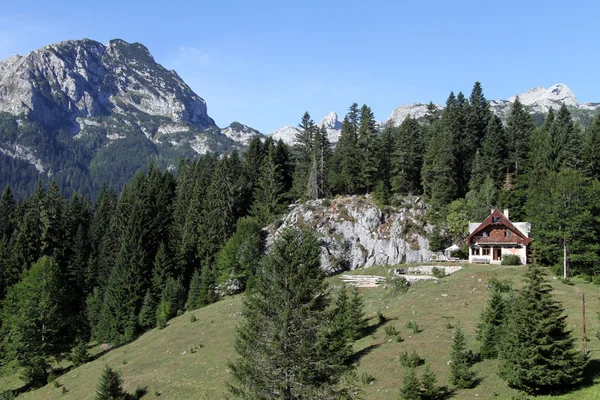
<box><xmin>270</xmin><ymin>111</ymin><xmax>343</xmax><ymax>145</ymax></box>
<box><xmin>387</xmin><ymin>83</ymin><xmax>599</xmax><ymax>127</ymax></box>
<box><xmin>0</xmin><ymin>38</ymin><xmax>243</xmax><ymax>197</ymax></box>
<box><xmin>220</xmin><ymin>121</ymin><xmax>263</xmax><ymax>146</ymax></box>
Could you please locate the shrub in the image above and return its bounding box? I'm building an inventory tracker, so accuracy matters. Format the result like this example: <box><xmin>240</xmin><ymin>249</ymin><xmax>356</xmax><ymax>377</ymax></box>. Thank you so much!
<box><xmin>190</xmin><ymin>314</ymin><xmax>197</xmax><ymax>323</ymax></box>
<box><xmin>431</xmin><ymin>267</ymin><xmax>446</xmax><ymax>279</ymax></box>
<box><xmin>386</xmin><ymin>276</ymin><xmax>410</xmax><ymax>296</ymax></box>
<box><xmin>501</xmin><ymin>254</ymin><xmax>521</xmax><ymax>265</ymax></box>
<box><xmin>377</xmin><ymin>310</ymin><xmax>387</xmax><ymax>325</ymax></box>
<box><xmin>592</xmin><ymin>275</ymin><xmax>600</xmax><ymax>286</ymax></box>
<box><xmin>406</xmin><ymin>320</ymin><xmax>420</xmax><ymax>334</ymax></box>
<box><xmin>360</xmin><ymin>372</ymin><xmax>374</xmax><ymax>385</ymax></box>
<box><xmin>385</xmin><ymin>326</ymin><xmax>398</xmax><ymax>337</ymax></box>
<box><xmin>399</xmin><ymin>350</ymin><xmax>424</xmax><ymax>368</ymax></box>
<box><xmin>487</xmin><ymin>277</ymin><xmax>513</xmax><ymax>292</ymax></box>
<box><xmin>575</xmin><ymin>273</ymin><xmax>592</xmax><ymax>283</ymax></box>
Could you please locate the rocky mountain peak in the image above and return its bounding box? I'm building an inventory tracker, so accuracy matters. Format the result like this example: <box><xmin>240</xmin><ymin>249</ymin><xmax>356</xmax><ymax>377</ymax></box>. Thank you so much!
<box><xmin>221</xmin><ymin>121</ymin><xmax>262</xmax><ymax>145</ymax></box>
<box><xmin>319</xmin><ymin>111</ymin><xmax>342</xmax><ymax>130</ymax></box>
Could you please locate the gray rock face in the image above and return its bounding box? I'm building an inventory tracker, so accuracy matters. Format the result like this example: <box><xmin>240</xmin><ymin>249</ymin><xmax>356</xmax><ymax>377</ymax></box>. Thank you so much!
<box><xmin>0</xmin><ymin>38</ymin><xmax>217</xmax><ymax>141</ymax></box>
<box><xmin>268</xmin><ymin>196</ymin><xmax>433</xmax><ymax>273</ymax></box>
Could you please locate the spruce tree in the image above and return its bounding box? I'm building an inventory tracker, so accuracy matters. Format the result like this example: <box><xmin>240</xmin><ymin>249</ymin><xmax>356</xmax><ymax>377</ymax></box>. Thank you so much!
<box><xmin>421</xmin><ymin>364</ymin><xmax>440</xmax><ymax>400</ymax></box>
<box><xmin>347</xmin><ymin>287</ymin><xmax>367</xmax><ymax>341</ymax></box>
<box><xmin>155</xmin><ymin>277</ymin><xmax>186</xmax><ymax>328</ymax></box>
<box><xmin>250</xmin><ymin>149</ymin><xmax>284</xmax><ymax>224</ymax></box>
<box><xmin>582</xmin><ymin>113</ymin><xmax>600</xmax><ymax>180</ymax></box>
<box><xmin>449</xmin><ymin>323</ymin><xmax>476</xmax><ymax>389</ymax></box>
<box><xmin>292</xmin><ymin>112</ymin><xmax>317</xmax><ymax>199</ymax></box>
<box><xmin>357</xmin><ymin>104</ymin><xmax>379</xmax><ymax>193</ymax></box>
<box><xmin>399</xmin><ymin>367</ymin><xmax>421</xmax><ymax>400</ymax></box>
<box><xmin>138</xmin><ymin>290</ymin><xmax>157</xmax><ymax>330</ymax></box>
<box><xmin>186</xmin><ymin>268</ymin><xmax>203</xmax><ymax>310</ymax></box>
<box><xmin>499</xmin><ymin>265</ymin><xmax>586</xmax><ymax>394</ymax></box>
<box><xmin>505</xmin><ymin>97</ymin><xmax>535</xmax><ymax>179</ymax></box>
<box><xmin>475</xmin><ymin>288</ymin><xmax>506</xmax><ymax>359</ymax></box>
<box><xmin>95</xmin><ymin>366</ymin><xmax>126</xmax><ymax>400</ymax></box>
<box><xmin>1</xmin><ymin>256</ymin><xmax>73</xmax><ymax>386</ymax></box>
<box><xmin>421</xmin><ymin>120</ymin><xmax>456</xmax><ymax>211</ymax></box>
<box><xmin>228</xmin><ymin>228</ymin><xmax>353</xmax><ymax>399</ymax></box>
<box><xmin>330</xmin><ymin>104</ymin><xmax>361</xmax><ymax>194</ymax></box>
<box><xmin>392</xmin><ymin>116</ymin><xmax>424</xmax><ymax>194</ymax></box>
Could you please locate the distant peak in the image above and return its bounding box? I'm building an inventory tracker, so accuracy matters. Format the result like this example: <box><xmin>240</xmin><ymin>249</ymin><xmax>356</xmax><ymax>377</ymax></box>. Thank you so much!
<box><xmin>319</xmin><ymin>111</ymin><xmax>341</xmax><ymax>130</ymax></box>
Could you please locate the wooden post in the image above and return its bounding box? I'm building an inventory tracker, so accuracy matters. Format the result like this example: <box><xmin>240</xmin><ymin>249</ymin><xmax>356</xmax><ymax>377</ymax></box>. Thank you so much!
<box><xmin>582</xmin><ymin>293</ymin><xmax>587</xmax><ymax>357</ymax></box>
<box><xmin>563</xmin><ymin>239</ymin><xmax>567</xmax><ymax>280</ymax></box>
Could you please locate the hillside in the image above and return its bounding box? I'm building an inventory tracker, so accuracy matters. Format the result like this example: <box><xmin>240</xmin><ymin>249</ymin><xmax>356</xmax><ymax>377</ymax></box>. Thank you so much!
<box><xmin>7</xmin><ymin>263</ymin><xmax>599</xmax><ymax>400</ymax></box>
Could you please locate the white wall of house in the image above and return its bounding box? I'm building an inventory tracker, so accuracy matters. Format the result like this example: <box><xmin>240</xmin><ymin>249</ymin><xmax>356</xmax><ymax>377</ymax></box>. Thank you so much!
<box><xmin>469</xmin><ymin>245</ymin><xmax>527</xmax><ymax>265</ymax></box>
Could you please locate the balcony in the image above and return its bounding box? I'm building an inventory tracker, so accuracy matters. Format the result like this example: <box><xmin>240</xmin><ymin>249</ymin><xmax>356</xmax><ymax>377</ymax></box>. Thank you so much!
<box><xmin>471</xmin><ymin>236</ymin><xmax>523</xmax><ymax>245</ymax></box>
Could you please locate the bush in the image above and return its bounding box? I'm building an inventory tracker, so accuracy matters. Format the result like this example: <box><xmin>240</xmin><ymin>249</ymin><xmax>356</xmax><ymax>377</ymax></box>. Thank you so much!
<box><xmin>592</xmin><ymin>275</ymin><xmax>600</xmax><ymax>286</ymax></box>
<box><xmin>575</xmin><ymin>273</ymin><xmax>592</xmax><ymax>283</ymax></box>
<box><xmin>487</xmin><ymin>277</ymin><xmax>513</xmax><ymax>293</ymax></box>
<box><xmin>386</xmin><ymin>276</ymin><xmax>410</xmax><ymax>296</ymax></box>
<box><xmin>501</xmin><ymin>254</ymin><xmax>521</xmax><ymax>265</ymax></box>
<box><xmin>377</xmin><ymin>310</ymin><xmax>387</xmax><ymax>325</ymax></box>
<box><xmin>360</xmin><ymin>372</ymin><xmax>374</xmax><ymax>385</ymax></box>
<box><xmin>190</xmin><ymin>314</ymin><xmax>197</xmax><ymax>323</ymax></box>
<box><xmin>399</xmin><ymin>350</ymin><xmax>424</xmax><ymax>368</ymax></box>
<box><xmin>431</xmin><ymin>267</ymin><xmax>446</xmax><ymax>279</ymax></box>
<box><xmin>385</xmin><ymin>326</ymin><xmax>398</xmax><ymax>337</ymax></box>
<box><xmin>406</xmin><ymin>320</ymin><xmax>420</xmax><ymax>334</ymax></box>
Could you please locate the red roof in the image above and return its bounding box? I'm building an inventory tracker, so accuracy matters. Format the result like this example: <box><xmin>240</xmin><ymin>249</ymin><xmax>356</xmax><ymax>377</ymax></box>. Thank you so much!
<box><xmin>466</xmin><ymin>208</ymin><xmax>532</xmax><ymax>246</ymax></box>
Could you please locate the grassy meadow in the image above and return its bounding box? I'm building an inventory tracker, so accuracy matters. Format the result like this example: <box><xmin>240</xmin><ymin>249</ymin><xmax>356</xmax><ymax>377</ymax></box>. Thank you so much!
<box><xmin>3</xmin><ymin>263</ymin><xmax>599</xmax><ymax>399</ymax></box>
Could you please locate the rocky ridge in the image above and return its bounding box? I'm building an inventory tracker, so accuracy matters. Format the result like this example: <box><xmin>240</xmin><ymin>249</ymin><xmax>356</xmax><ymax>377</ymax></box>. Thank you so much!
<box><xmin>268</xmin><ymin>196</ymin><xmax>434</xmax><ymax>273</ymax></box>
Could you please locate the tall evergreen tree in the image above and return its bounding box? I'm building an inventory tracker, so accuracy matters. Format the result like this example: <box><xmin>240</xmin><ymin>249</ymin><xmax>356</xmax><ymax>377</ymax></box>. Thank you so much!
<box><xmin>228</xmin><ymin>228</ymin><xmax>353</xmax><ymax>399</ymax></box>
<box><xmin>357</xmin><ymin>104</ymin><xmax>379</xmax><ymax>193</ymax></box>
<box><xmin>505</xmin><ymin>97</ymin><xmax>535</xmax><ymax>179</ymax></box>
<box><xmin>292</xmin><ymin>112</ymin><xmax>317</xmax><ymax>199</ymax></box>
<box><xmin>95</xmin><ymin>366</ymin><xmax>127</xmax><ymax>400</ymax></box>
<box><xmin>1</xmin><ymin>257</ymin><xmax>73</xmax><ymax>386</ymax></box>
<box><xmin>582</xmin><ymin>113</ymin><xmax>600</xmax><ymax>180</ymax></box>
<box><xmin>499</xmin><ymin>265</ymin><xmax>586</xmax><ymax>394</ymax></box>
<box><xmin>421</xmin><ymin>120</ymin><xmax>456</xmax><ymax>211</ymax></box>
<box><xmin>330</xmin><ymin>103</ymin><xmax>361</xmax><ymax>194</ymax></box>
<box><xmin>250</xmin><ymin>149</ymin><xmax>284</xmax><ymax>224</ymax></box>
<box><xmin>392</xmin><ymin>116</ymin><xmax>424</xmax><ymax>194</ymax></box>
<box><xmin>186</xmin><ymin>268</ymin><xmax>203</xmax><ymax>311</ymax></box>
<box><xmin>468</xmin><ymin>115</ymin><xmax>507</xmax><ymax>191</ymax></box>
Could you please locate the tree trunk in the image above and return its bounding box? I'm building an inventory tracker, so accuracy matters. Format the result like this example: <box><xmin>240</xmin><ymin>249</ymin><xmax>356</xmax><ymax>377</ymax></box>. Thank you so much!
<box><xmin>563</xmin><ymin>239</ymin><xmax>567</xmax><ymax>280</ymax></box>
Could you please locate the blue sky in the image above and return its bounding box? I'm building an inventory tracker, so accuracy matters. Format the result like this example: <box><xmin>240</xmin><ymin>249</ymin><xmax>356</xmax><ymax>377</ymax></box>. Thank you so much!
<box><xmin>1</xmin><ymin>0</ymin><xmax>598</xmax><ymax>133</ymax></box>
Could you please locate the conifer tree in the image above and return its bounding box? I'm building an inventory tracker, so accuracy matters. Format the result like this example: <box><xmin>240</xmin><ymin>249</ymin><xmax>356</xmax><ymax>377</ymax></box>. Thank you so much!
<box><xmin>468</xmin><ymin>115</ymin><xmax>507</xmax><ymax>191</ymax></box>
<box><xmin>228</xmin><ymin>228</ymin><xmax>353</xmax><ymax>398</ymax></box>
<box><xmin>155</xmin><ymin>277</ymin><xmax>186</xmax><ymax>328</ymax></box>
<box><xmin>138</xmin><ymin>289</ymin><xmax>157</xmax><ymax>330</ymax></box>
<box><xmin>378</xmin><ymin>123</ymin><xmax>395</xmax><ymax>191</ymax></box>
<box><xmin>95</xmin><ymin>366</ymin><xmax>126</xmax><ymax>400</ymax></box>
<box><xmin>151</xmin><ymin>241</ymin><xmax>173</xmax><ymax>297</ymax></box>
<box><xmin>392</xmin><ymin>116</ymin><xmax>424</xmax><ymax>194</ymax></box>
<box><xmin>347</xmin><ymin>287</ymin><xmax>367</xmax><ymax>341</ymax></box>
<box><xmin>499</xmin><ymin>265</ymin><xmax>586</xmax><ymax>394</ymax></box>
<box><xmin>475</xmin><ymin>288</ymin><xmax>506</xmax><ymax>359</ymax></box>
<box><xmin>273</xmin><ymin>139</ymin><xmax>294</xmax><ymax>199</ymax></box>
<box><xmin>505</xmin><ymin>97</ymin><xmax>535</xmax><ymax>179</ymax></box>
<box><xmin>1</xmin><ymin>257</ymin><xmax>73</xmax><ymax>386</ymax></box>
<box><xmin>292</xmin><ymin>112</ymin><xmax>317</xmax><ymax>199</ymax></box>
<box><xmin>186</xmin><ymin>268</ymin><xmax>203</xmax><ymax>310</ymax></box>
<box><xmin>399</xmin><ymin>367</ymin><xmax>421</xmax><ymax>400</ymax></box>
<box><xmin>582</xmin><ymin>113</ymin><xmax>600</xmax><ymax>180</ymax></box>
<box><xmin>421</xmin><ymin>120</ymin><xmax>456</xmax><ymax>211</ymax></box>
<box><xmin>357</xmin><ymin>104</ymin><xmax>379</xmax><ymax>193</ymax></box>
<box><xmin>449</xmin><ymin>323</ymin><xmax>476</xmax><ymax>389</ymax></box>
<box><xmin>250</xmin><ymin>149</ymin><xmax>284</xmax><ymax>224</ymax></box>
<box><xmin>330</xmin><ymin>103</ymin><xmax>361</xmax><ymax>194</ymax></box>
<box><xmin>421</xmin><ymin>364</ymin><xmax>440</xmax><ymax>400</ymax></box>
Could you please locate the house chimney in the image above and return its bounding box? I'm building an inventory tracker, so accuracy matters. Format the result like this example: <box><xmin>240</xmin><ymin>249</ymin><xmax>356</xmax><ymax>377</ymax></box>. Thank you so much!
<box><xmin>504</xmin><ymin>209</ymin><xmax>509</xmax><ymax>220</ymax></box>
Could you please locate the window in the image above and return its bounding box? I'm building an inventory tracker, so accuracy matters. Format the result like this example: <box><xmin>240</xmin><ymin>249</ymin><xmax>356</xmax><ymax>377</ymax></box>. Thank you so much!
<box><xmin>482</xmin><ymin>232</ymin><xmax>488</xmax><ymax>237</ymax></box>
<box><xmin>482</xmin><ymin>248</ymin><xmax>490</xmax><ymax>256</ymax></box>
<box><xmin>472</xmin><ymin>248</ymin><xmax>480</xmax><ymax>256</ymax></box>
<box><xmin>492</xmin><ymin>216</ymin><xmax>501</xmax><ymax>223</ymax></box>
<box><xmin>504</xmin><ymin>230</ymin><xmax>512</xmax><ymax>237</ymax></box>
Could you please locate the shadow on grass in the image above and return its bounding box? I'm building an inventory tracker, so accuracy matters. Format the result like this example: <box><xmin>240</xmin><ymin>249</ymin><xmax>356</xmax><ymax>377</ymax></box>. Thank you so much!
<box><xmin>350</xmin><ymin>343</ymin><xmax>382</xmax><ymax>363</ymax></box>
<box><xmin>580</xmin><ymin>358</ymin><xmax>600</xmax><ymax>388</ymax></box>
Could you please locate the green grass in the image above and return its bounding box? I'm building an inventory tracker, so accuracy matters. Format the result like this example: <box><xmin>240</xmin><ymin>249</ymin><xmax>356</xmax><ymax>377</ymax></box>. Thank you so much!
<box><xmin>6</xmin><ymin>264</ymin><xmax>600</xmax><ymax>399</ymax></box>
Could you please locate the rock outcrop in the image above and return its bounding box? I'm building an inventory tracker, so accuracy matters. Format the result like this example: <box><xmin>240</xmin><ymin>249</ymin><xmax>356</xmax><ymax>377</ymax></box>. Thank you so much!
<box><xmin>268</xmin><ymin>196</ymin><xmax>434</xmax><ymax>273</ymax></box>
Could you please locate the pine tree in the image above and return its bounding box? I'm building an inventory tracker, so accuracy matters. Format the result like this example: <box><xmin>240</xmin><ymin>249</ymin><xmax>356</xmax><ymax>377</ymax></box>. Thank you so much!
<box><xmin>186</xmin><ymin>268</ymin><xmax>203</xmax><ymax>310</ymax></box>
<box><xmin>273</xmin><ymin>139</ymin><xmax>294</xmax><ymax>199</ymax></box>
<box><xmin>228</xmin><ymin>228</ymin><xmax>353</xmax><ymax>399</ymax></box>
<box><xmin>151</xmin><ymin>242</ymin><xmax>173</xmax><ymax>298</ymax></box>
<box><xmin>1</xmin><ymin>256</ymin><xmax>74</xmax><ymax>386</ymax></box>
<box><xmin>95</xmin><ymin>366</ymin><xmax>126</xmax><ymax>400</ymax></box>
<box><xmin>475</xmin><ymin>288</ymin><xmax>506</xmax><ymax>359</ymax></box>
<box><xmin>399</xmin><ymin>367</ymin><xmax>421</xmax><ymax>400</ymax></box>
<box><xmin>468</xmin><ymin>115</ymin><xmax>507</xmax><ymax>191</ymax></box>
<box><xmin>292</xmin><ymin>112</ymin><xmax>317</xmax><ymax>199</ymax></box>
<box><xmin>499</xmin><ymin>265</ymin><xmax>586</xmax><ymax>394</ymax></box>
<box><xmin>155</xmin><ymin>277</ymin><xmax>186</xmax><ymax>328</ymax></box>
<box><xmin>72</xmin><ymin>338</ymin><xmax>90</xmax><ymax>367</ymax></box>
<box><xmin>449</xmin><ymin>323</ymin><xmax>476</xmax><ymax>389</ymax></box>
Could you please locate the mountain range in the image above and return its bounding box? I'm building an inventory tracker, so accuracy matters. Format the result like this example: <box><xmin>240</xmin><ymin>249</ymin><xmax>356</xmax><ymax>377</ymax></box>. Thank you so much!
<box><xmin>0</xmin><ymin>38</ymin><xmax>598</xmax><ymax>197</ymax></box>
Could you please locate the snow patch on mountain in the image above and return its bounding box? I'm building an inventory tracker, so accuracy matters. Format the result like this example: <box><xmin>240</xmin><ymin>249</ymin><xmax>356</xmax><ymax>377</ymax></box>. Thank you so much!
<box><xmin>508</xmin><ymin>83</ymin><xmax>578</xmax><ymax>113</ymax></box>
<box><xmin>271</xmin><ymin>125</ymin><xmax>300</xmax><ymax>145</ymax></box>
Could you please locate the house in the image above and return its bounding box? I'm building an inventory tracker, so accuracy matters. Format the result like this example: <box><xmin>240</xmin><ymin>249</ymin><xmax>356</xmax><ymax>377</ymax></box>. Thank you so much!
<box><xmin>466</xmin><ymin>208</ymin><xmax>531</xmax><ymax>265</ymax></box>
